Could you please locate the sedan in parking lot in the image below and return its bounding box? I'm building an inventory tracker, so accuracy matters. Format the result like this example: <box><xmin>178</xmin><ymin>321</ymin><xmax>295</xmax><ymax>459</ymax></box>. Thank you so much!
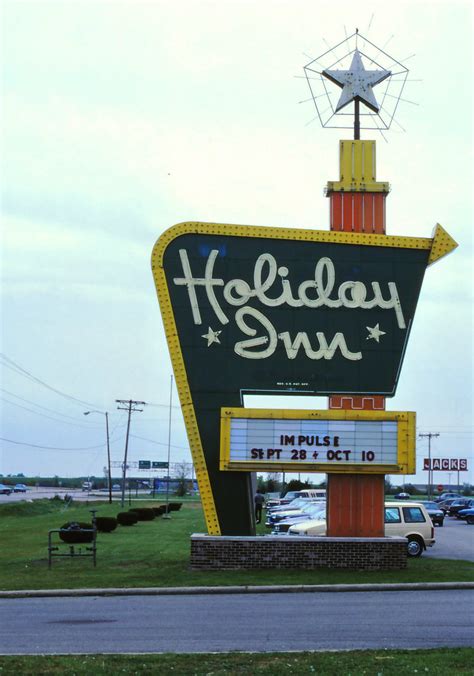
<box><xmin>271</xmin><ymin>503</ymin><xmax>327</xmax><ymax>534</ymax></box>
<box><xmin>418</xmin><ymin>501</ymin><xmax>445</xmax><ymax>526</ymax></box>
<box><xmin>457</xmin><ymin>508</ymin><xmax>474</xmax><ymax>524</ymax></box>
<box><xmin>448</xmin><ymin>499</ymin><xmax>474</xmax><ymax>518</ymax></box>
<box><xmin>13</xmin><ymin>484</ymin><xmax>28</xmax><ymax>493</ymax></box>
<box><xmin>437</xmin><ymin>498</ymin><xmax>462</xmax><ymax>514</ymax></box>
<box><xmin>0</xmin><ymin>484</ymin><xmax>12</xmax><ymax>495</ymax></box>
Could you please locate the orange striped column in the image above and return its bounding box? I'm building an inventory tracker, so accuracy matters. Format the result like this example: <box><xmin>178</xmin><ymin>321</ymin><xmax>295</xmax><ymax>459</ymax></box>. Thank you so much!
<box><xmin>326</xmin><ymin>140</ymin><xmax>388</xmax><ymax>537</ymax></box>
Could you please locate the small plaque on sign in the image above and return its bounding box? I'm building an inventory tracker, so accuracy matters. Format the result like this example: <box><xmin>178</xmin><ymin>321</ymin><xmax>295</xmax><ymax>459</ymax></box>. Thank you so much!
<box><xmin>220</xmin><ymin>408</ymin><xmax>415</xmax><ymax>474</ymax></box>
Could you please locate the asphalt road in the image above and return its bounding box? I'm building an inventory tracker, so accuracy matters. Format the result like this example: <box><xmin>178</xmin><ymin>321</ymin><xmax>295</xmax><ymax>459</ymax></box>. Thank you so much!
<box><xmin>423</xmin><ymin>516</ymin><xmax>474</xmax><ymax>561</ymax></box>
<box><xmin>0</xmin><ymin>590</ymin><xmax>472</xmax><ymax>654</ymax></box>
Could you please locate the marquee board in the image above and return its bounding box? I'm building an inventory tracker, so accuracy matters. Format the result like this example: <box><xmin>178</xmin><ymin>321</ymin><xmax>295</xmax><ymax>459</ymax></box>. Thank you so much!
<box><xmin>220</xmin><ymin>408</ymin><xmax>415</xmax><ymax>474</ymax></box>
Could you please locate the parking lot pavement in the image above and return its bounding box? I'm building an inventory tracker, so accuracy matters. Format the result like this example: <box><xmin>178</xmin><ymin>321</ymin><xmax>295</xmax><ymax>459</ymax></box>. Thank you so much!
<box><xmin>424</xmin><ymin>515</ymin><xmax>474</xmax><ymax>561</ymax></box>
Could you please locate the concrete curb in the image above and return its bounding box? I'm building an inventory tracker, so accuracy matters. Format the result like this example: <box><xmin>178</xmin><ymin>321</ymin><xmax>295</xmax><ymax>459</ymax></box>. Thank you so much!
<box><xmin>1</xmin><ymin>582</ymin><xmax>473</xmax><ymax>598</ymax></box>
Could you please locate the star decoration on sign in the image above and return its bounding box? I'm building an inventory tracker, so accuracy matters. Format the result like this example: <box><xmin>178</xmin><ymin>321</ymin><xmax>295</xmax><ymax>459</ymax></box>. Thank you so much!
<box><xmin>322</xmin><ymin>49</ymin><xmax>391</xmax><ymax>113</ymax></box>
<box><xmin>201</xmin><ymin>327</ymin><xmax>222</xmax><ymax>347</ymax></box>
<box><xmin>366</xmin><ymin>324</ymin><xmax>386</xmax><ymax>343</ymax></box>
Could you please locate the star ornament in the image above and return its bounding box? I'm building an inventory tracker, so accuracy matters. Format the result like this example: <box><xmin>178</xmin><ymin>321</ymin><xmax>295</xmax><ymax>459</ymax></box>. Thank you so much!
<box><xmin>201</xmin><ymin>327</ymin><xmax>222</xmax><ymax>347</ymax></box>
<box><xmin>366</xmin><ymin>323</ymin><xmax>386</xmax><ymax>343</ymax></box>
<box><xmin>322</xmin><ymin>49</ymin><xmax>391</xmax><ymax>114</ymax></box>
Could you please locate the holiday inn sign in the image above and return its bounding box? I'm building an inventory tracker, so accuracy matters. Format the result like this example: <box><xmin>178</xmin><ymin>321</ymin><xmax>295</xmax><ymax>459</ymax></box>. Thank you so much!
<box><xmin>153</xmin><ymin>221</ymin><xmax>456</xmax><ymax>399</ymax></box>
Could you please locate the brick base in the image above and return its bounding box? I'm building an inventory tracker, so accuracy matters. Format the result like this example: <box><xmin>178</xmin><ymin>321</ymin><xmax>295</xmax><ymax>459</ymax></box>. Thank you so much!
<box><xmin>190</xmin><ymin>535</ymin><xmax>407</xmax><ymax>571</ymax></box>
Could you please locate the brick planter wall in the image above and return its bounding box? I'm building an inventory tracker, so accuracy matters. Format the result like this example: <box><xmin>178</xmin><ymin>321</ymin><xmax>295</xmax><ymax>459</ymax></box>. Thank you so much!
<box><xmin>190</xmin><ymin>534</ymin><xmax>407</xmax><ymax>571</ymax></box>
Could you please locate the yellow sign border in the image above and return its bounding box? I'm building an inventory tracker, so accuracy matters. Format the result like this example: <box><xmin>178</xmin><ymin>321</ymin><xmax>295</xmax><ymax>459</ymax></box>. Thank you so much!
<box><xmin>151</xmin><ymin>219</ymin><xmax>454</xmax><ymax>534</ymax></box>
<box><xmin>219</xmin><ymin>408</ymin><xmax>416</xmax><ymax>474</ymax></box>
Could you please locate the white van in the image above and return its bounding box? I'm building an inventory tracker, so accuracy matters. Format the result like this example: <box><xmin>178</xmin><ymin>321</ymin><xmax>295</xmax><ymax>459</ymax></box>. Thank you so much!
<box><xmin>288</xmin><ymin>501</ymin><xmax>435</xmax><ymax>557</ymax></box>
<box><xmin>265</xmin><ymin>489</ymin><xmax>326</xmax><ymax>510</ymax></box>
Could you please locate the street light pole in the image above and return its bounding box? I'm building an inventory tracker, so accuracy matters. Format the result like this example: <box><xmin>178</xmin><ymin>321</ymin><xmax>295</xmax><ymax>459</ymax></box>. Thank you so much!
<box><xmin>84</xmin><ymin>410</ymin><xmax>112</xmax><ymax>504</ymax></box>
<box><xmin>164</xmin><ymin>375</ymin><xmax>173</xmax><ymax>518</ymax></box>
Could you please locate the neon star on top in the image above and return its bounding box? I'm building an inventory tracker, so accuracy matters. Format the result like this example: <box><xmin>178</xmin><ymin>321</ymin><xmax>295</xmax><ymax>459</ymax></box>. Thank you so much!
<box><xmin>322</xmin><ymin>49</ymin><xmax>391</xmax><ymax>113</ymax></box>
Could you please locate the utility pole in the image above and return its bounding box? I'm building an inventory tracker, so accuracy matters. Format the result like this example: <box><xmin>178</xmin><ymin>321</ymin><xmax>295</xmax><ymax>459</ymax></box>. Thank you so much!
<box><xmin>116</xmin><ymin>399</ymin><xmax>146</xmax><ymax>508</ymax></box>
<box><xmin>419</xmin><ymin>432</ymin><xmax>440</xmax><ymax>500</ymax></box>
<box><xmin>83</xmin><ymin>410</ymin><xmax>112</xmax><ymax>504</ymax></box>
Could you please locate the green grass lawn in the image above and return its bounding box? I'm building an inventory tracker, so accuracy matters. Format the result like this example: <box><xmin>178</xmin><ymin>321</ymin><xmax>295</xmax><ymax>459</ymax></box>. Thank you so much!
<box><xmin>0</xmin><ymin>649</ymin><xmax>473</xmax><ymax>675</ymax></box>
<box><xmin>0</xmin><ymin>499</ymin><xmax>473</xmax><ymax>590</ymax></box>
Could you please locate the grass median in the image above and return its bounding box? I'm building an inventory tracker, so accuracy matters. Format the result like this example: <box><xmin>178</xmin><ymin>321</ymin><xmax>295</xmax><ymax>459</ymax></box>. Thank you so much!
<box><xmin>0</xmin><ymin>649</ymin><xmax>473</xmax><ymax>674</ymax></box>
<box><xmin>0</xmin><ymin>499</ymin><xmax>473</xmax><ymax>590</ymax></box>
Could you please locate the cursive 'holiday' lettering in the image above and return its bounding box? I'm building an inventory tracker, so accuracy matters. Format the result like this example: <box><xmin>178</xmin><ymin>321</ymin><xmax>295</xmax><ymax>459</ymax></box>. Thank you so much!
<box><xmin>173</xmin><ymin>249</ymin><xmax>406</xmax><ymax>329</ymax></box>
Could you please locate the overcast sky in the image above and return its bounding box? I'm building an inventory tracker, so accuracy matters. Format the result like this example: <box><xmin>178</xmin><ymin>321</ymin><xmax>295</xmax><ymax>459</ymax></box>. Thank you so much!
<box><xmin>1</xmin><ymin>0</ymin><xmax>472</xmax><ymax>488</ymax></box>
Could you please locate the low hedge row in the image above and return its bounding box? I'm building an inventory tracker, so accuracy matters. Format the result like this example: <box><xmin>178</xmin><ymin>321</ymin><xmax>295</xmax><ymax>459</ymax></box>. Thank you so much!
<box><xmin>129</xmin><ymin>508</ymin><xmax>155</xmax><ymax>521</ymax></box>
<box><xmin>56</xmin><ymin>504</ymin><xmax>183</xmax><ymax>537</ymax></box>
<box><xmin>95</xmin><ymin>516</ymin><xmax>118</xmax><ymax>532</ymax></box>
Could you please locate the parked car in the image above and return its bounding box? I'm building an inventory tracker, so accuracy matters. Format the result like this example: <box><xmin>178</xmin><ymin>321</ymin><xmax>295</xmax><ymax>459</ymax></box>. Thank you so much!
<box><xmin>265</xmin><ymin>498</ymin><xmax>324</xmax><ymax>525</ymax></box>
<box><xmin>435</xmin><ymin>492</ymin><xmax>460</xmax><ymax>503</ymax></box>
<box><xmin>81</xmin><ymin>481</ymin><xmax>94</xmax><ymax>492</ymax></box>
<box><xmin>418</xmin><ymin>501</ymin><xmax>444</xmax><ymax>526</ymax></box>
<box><xmin>271</xmin><ymin>503</ymin><xmax>327</xmax><ymax>534</ymax></box>
<box><xmin>265</xmin><ymin>489</ymin><xmax>326</xmax><ymax>509</ymax></box>
<box><xmin>288</xmin><ymin>501</ymin><xmax>435</xmax><ymax>558</ymax></box>
<box><xmin>112</xmin><ymin>484</ymin><xmax>121</xmax><ymax>491</ymax></box>
<box><xmin>447</xmin><ymin>499</ymin><xmax>474</xmax><ymax>518</ymax></box>
<box><xmin>0</xmin><ymin>484</ymin><xmax>12</xmax><ymax>495</ymax></box>
<box><xmin>393</xmin><ymin>492</ymin><xmax>411</xmax><ymax>500</ymax></box>
<box><xmin>13</xmin><ymin>484</ymin><xmax>27</xmax><ymax>493</ymax></box>
<box><xmin>457</xmin><ymin>508</ymin><xmax>474</xmax><ymax>525</ymax></box>
<box><xmin>437</xmin><ymin>497</ymin><xmax>462</xmax><ymax>514</ymax></box>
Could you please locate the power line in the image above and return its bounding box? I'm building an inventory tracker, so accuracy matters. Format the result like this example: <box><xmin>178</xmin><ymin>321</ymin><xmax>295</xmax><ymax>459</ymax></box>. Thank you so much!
<box><xmin>0</xmin><ymin>436</ymin><xmax>108</xmax><ymax>451</ymax></box>
<box><xmin>0</xmin><ymin>387</ymin><xmax>102</xmax><ymax>424</ymax></box>
<box><xmin>130</xmin><ymin>433</ymin><xmax>189</xmax><ymax>451</ymax></box>
<box><xmin>0</xmin><ymin>396</ymin><xmax>104</xmax><ymax>429</ymax></box>
<box><xmin>0</xmin><ymin>352</ymin><xmax>102</xmax><ymax>409</ymax></box>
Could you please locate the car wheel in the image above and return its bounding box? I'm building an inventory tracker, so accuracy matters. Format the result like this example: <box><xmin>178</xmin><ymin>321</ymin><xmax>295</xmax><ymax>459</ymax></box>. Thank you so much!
<box><xmin>467</xmin><ymin>516</ymin><xmax>474</xmax><ymax>525</ymax></box>
<box><xmin>439</xmin><ymin>520</ymin><xmax>444</xmax><ymax>527</ymax></box>
<box><xmin>406</xmin><ymin>536</ymin><xmax>424</xmax><ymax>557</ymax></box>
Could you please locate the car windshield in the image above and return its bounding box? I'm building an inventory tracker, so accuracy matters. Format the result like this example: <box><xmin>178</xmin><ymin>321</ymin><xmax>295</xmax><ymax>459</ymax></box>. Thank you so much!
<box><xmin>303</xmin><ymin>503</ymin><xmax>326</xmax><ymax>516</ymax></box>
<box><xmin>423</xmin><ymin>502</ymin><xmax>440</xmax><ymax>509</ymax></box>
<box><xmin>287</xmin><ymin>499</ymin><xmax>306</xmax><ymax>508</ymax></box>
<box><xmin>301</xmin><ymin>501</ymin><xmax>326</xmax><ymax>513</ymax></box>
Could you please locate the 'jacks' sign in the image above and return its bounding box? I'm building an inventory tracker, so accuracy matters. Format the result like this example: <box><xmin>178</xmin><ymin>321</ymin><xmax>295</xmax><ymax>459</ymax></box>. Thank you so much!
<box><xmin>152</xmin><ymin>221</ymin><xmax>456</xmax><ymax>534</ymax></box>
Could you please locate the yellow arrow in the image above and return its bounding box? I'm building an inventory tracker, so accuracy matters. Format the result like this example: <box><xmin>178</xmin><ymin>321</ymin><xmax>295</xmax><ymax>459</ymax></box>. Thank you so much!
<box><xmin>428</xmin><ymin>223</ymin><xmax>458</xmax><ymax>266</ymax></box>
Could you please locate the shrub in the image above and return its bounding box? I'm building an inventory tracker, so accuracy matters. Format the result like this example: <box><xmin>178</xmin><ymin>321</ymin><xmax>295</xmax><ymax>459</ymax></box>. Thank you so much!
<box><xmin>129</xmin><ymin>508</ymin><xmax>155</xmax><ymax>521</ymax></box>
<box><xmin>152</xmin><ymin>506</ymin><xmax>166</xmax><ymax>516</ymax></box>
<box><xmin>168</xmin><ymin>502</ymin><xmax>183</xmax><ymax>512</ymax></box>
<box><xmin>117</xmin><ymin>511</ymin><xmax>138</xmax><ymax>526</ymax></box>
<box><xmin>59</xmin><ymin>522</ymin><xmax>94</xmax><ymax>544</ymax></box>
<box><xmin>95</xmin><ymin>516</ymin><xmax>117</xmax><ymax>533</ymax></box>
